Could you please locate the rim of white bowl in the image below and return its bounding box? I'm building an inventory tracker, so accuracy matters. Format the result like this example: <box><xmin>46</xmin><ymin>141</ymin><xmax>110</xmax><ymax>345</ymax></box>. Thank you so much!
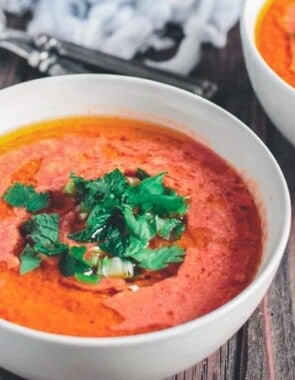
<box><xmin>0</xmin><ymin>74</ymin><xmax>291</xmax><ymax>347</ymax></box>
<box><xmin>241</xmin><ymin>0</ymin><xmax>295</xmax><ymax>93</ymax></box>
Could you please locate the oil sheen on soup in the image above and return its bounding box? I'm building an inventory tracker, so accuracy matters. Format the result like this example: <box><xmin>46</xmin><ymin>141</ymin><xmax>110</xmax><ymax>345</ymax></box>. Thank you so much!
<box><xmin>0</xmin><ymin>117</ymin><xmax>262</xmax><ymax>337</ymax></box>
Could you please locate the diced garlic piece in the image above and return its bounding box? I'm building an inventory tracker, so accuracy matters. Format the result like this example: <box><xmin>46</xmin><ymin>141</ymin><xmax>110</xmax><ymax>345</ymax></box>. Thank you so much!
<box><xmin>126</xmin><ymin>176</ymin><xmax>140</xmax><ymax>186</ymax></box>
<box><xmin>99</xmin><ymin>257</ymin><xmax>134</xmax><ymax>279</ymax></box>
<box><xmin>79</xmin><ymin>212</ymin><xmax>88</xmax><ymax>220</ymax></box>
<box><xmin>90</xmin><ymin>246</ymin><xmax>102</xmax><ymax>253</ymax></box>
<box><xmin>128</xmin><ymin>284</ymin><xmax>140</xmax><ymax>292</ymax></box>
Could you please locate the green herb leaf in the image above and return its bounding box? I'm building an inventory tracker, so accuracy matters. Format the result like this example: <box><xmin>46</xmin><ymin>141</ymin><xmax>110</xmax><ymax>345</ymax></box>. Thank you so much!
<box><xmin>58</xmin><ymin>252</ymin><xmax>76</xmax><ymax>277</ymax></box>
<box><xmin>71</xmin><ymin>206</ymin><xmax>130</xmax><ymax>258</ymax></box>
<box><xmin>87</xmin><ymin>206</ymin><xmax>114</xmax><ymax>233</ymax></box>
<box><xmin>22</xmin><ymin>213</ymin><xmax>60</xmax><ymax>245</ymax></box>
<box><xmin>124</xmin><ymin>236</ymin><xmax>148</xmax><ymax>257</ymax></box>
<box><xmin>99</xmin><ymin>215</ymin><xmax>130</xmax><ymax>258</ymax></box>
<box><xmin>68</xmin><ymin>228</ymin><xmax>96</xmax><ymax>243</ymax></box>
<box><xmin>34</xmin><ymin>241</ymin><xmax>68</xmax><ymax>256</ymax></box>
<box><xmin>69</xmin><ymin>206</ymin><xmax>113</xmax><ymax>242</ymax></box>
<box><xmin>69</xmin><ymin>245</ymin><xmax>87</xmax><ymax>260</ymax></box>
<box><xmin>22</xmin><ymin>213</ymin><xmax>68</xmax><ymax>256</ymax></box>
<box><xmin>74</xmin><ymin>272</ymin><xmax>102</xmax><ymax>284</ymax></box>
<box><xmin>154</xmin><ymin>216</ymin><xmax>185</xmax><ymax>240</ymax></box>
<box><xmin>20</xmin><ymin>244</ymin><xmax>42</xmax><ymax>275</ymax></box>
<box><xmin>102</xmin><ymin>168</ymin><xmax>128</xmax><ymax>197</ymax></box>
<box><xmin>63</xmin><ymin>179</ymin><xmax>76</xmax><ymax>195</ymax></box>
<box><xmin>70</xmin><ymin>169</ymin><xmax>127</xmax><ymax>212</ymax></box>
<box><xmin>58</xmin><ymin>246</ymin><xmax>91</xmax><ymax>277</ymax></box>
<box><xmin>122</xmin><ymin>206</ymin><xmax>156</xmax><ymax>241</ymax></box>
<box><xmin>3</xmin><ymin>183</ymin><xmax>49</xmax><ymax>212</ymax></box>
<box><xmin>126</xmin><ymin>245</ymin><xmax>185</xmax><ymax>271</ymax></box>
<box><xmin>125</xmin><ymin>173</ymin><xmax>187</xmax><ymax>216</ymax></box>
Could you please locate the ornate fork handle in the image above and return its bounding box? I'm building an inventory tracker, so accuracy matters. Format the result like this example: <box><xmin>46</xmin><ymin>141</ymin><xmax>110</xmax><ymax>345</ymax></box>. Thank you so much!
<box><xmin>35</xmin><ymin>34</ymin><xmax>218</xmax><ymax>99</ymax></box>
<box><xmin>0</xmin><ymin>39</ymin><xmax>88</xmax><ymax>76</ymax></box>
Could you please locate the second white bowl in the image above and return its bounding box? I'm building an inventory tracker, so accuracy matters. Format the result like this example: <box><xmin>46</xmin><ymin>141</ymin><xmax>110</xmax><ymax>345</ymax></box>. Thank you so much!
<box><xmin>240</xmin><ymin>0</ymin><xmax>295</xmax><ymax>146</ymax></box>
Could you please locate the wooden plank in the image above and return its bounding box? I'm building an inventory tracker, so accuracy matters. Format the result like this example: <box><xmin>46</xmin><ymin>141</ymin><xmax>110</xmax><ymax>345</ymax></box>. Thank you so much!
<box><xmin>268</xmin><ymin>255</ymin><xmax>295</xmax><ymax>380</ymax></box>
<box><xmin>289</xmin><ymin>215</ymin><xmax>295</xmax><ymax>319</ymax></box>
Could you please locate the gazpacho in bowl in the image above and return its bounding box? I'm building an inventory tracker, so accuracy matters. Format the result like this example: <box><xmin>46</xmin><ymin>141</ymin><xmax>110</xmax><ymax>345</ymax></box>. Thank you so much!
<box><xmin>0</xmin><ymin>116</ymin><xmax>263</xmax><ymax>337</ymax></box>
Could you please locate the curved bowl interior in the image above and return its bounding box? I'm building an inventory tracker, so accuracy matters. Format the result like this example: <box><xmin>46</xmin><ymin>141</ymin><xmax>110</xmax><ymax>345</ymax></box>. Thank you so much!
<box><xmin>0</xmin><ymin>75</ymin><xmax>291</xmax><ymax>380</ymax></box>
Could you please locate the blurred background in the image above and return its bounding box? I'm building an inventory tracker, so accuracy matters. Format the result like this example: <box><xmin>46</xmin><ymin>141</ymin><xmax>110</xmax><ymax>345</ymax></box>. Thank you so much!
<box><xmin>0</xmin><ymin>0</ymin><xmax>242</xmax><ymax>75</ymax></box>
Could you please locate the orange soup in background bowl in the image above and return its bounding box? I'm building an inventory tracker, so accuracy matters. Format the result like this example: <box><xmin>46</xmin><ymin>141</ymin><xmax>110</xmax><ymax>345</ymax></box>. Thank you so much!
<box><xmin>0</xmin><ymin>75</ymin><xmax>291</xmax><ymax>380</ymax></box>
<box><xmin>241</xmin><ymin>0</ymin><xmax>295</xmax><ymax>146</ymax></box>
<box><xmin>256</xmin><ymin>0</ymin><xmax>295</xmax><ymax>87</ymax></box>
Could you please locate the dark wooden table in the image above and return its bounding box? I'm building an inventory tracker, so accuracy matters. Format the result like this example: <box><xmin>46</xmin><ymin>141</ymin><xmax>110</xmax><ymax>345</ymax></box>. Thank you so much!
<box><xmin>0</xmin><ymin>24</ymin><xmax>294</xmax><ymax>380</ymax></box>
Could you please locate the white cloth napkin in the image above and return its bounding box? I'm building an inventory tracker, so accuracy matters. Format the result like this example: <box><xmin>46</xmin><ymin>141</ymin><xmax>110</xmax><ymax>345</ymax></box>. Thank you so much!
<box><xmin>1</xmin><ymin>0</ymin><xmax>243</xmax><ymax>74</ymax></box>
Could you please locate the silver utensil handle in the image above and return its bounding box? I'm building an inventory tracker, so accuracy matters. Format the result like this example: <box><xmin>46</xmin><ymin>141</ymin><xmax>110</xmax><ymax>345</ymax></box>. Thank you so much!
<box><xmin>35</xmin><ymin>35</ymin><xmax>218</xmax><ymax>99</ymax></box>
<box><xmin>46</xmin><ymin>59</ymin><xmax>89</xmax><ymax>76</ymax></box>
<box><xmin>0</xmin><ymin>39</ymin><xmax>89</xmax><ymax>76</ymax></box>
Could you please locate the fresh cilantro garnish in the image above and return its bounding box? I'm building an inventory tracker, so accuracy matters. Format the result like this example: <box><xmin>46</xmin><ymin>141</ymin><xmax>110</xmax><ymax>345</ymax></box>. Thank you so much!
<box><xmin>19</xmin><ymin>244</ymin><xmax>42</xmax><ymax>275</ymax></box>
<box><xmin>22</xmin><ymin>213</ymin><xmax>59</xmax><ymax>243</ymax></box>
<box><xmin>122</xmin><ymin>206</ymin><xmax>156</xmax><ymax>241</ymax></box>
<box><xmin>34</xmin><ymin>241</ymin><xmax>68</xmax><ymax>256</ymax></box>
<box><xmin>69</xmin><ymin>169</ymin><xmax>188</xmax><ymax>274</ymax></box>
<box><xmin>154</xmin><ymin>216</ymin><xmax>185</xmax><ymax>240</ymax></box>
<box><xmin>125</xmin><ymin>244</ymin><xmax>185</xmax><ymax>271</ymax></box>
<box><xmin>22</xmin><ymin>213</ymin><xmax>67</xmax><ymax>255</ymax></box>
<box><xmin>98</xmin><ymin>212</ymin><xmax>130</xmax><ymax>258</ymax></box>
<box><xmin>19</xmin><ymin>213</ymin><xmax>67</xmax><ymax>275</ymax></box>
<box><xmin>58</xmin><ymin>246</ymin><xmax>91</xmax><ymax>277</ymax></box>
<box><xmin>69</xmin><ymin>169</ymin><xmax>128</xmax><ymax>212</ymax></box>
<box><xmin>125</xmin><ymin>173</ymin><xmax>188</xmax><ymax>216</ymax></box>
<box><xmin>3</xmin><ymin>183</ymin><xmax>49</xmax><ymax>212</ymax></box>
<box><xmin>69</xmin><ymin>206</ymin><xmax>113</xmax><ymax>242</ymax></box>
<box><xmin>6</xmin><ymin>168</ymin><xmax>189</xmax><ymax>283</ymax></box>
<box><xmin>74</xmin><ymin>272</ymin><xmax>102</xmax><ymax>285</ymax></box>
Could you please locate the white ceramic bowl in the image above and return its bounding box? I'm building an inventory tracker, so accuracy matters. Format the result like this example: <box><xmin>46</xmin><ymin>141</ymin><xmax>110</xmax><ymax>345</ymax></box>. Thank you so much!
<box><xmin>0</xmin><ymin>75</ymin><xmax>291</xmax><ymax>380</ymax></box>
<box><xmin>240</xmin><ymin>0</ymin><xmax>295</xmax><ymax>146</ymax></box>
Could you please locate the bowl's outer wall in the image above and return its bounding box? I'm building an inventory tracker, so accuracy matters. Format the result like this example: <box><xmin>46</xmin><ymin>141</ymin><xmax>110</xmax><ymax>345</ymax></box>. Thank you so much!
<box><xmin>0</xmin><ymin>75</ymin><xmax>290</xmax><ymax>380</ymax></box>
<box><xmin>241</xmin><ymin>0</ymin><xmax>295</xmax><ymax>146</ymax></box>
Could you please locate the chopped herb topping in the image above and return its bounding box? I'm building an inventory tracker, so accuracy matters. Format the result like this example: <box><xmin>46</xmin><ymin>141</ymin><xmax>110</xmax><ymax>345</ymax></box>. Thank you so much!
<box><xmin>58</xmin><ymin>246</ymin><xmax>91</xmax><ymax>277</ymax></box>
<box><xmin>69</xmin><ymin>168</ymin><xmax>128</xmax><ymax>212</ymax></box>
<box><xmin>4</xmin><ymin>168</ymin><xmax>189</xmax><ymax>284</ymax></box>
<box><xmin>19</xmin><ymin>244</ymin><xmax>42</xmax><ymax>275</ymax></box>
<box><xmin>3</xmin><ymin>183</ymin><xmax>49</xmax><ymax>212</ymax></box>
<box><xmin>125</xmin><ymin>172</ymin><xmax>187</xmax><ymax>216</ymax></box>
<box><xmin>74</xmin><ymin>272</ymin><xmax>102</xmax><ymax>285</ymax></box>
<box><xmin>22</xmin><ymin>213</ymin><xmax>67</xmax><ymax>256</ymax></box>
<box><xmin>126</xmin><ymin>244</ymin><xmax>185</xmax><ymax>271</ymax></box>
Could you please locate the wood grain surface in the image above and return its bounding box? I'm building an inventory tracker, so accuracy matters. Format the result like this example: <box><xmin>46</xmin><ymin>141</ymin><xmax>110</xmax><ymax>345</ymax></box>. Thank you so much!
<box><xmin>0</xmin><ymin>24</ymin><xmax>294</xmax><ymax>380</ymax></box>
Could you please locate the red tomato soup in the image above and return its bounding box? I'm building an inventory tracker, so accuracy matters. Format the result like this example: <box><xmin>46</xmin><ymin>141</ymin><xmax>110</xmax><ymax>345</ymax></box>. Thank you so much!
<box><xmin>256</xmin><ymin>0</ymin><xmax>295</xmax><ymax>87</ymax></box>
<box><xmin>0</xmin><ymin>117</ymin><xmax>262</xmax><ymax>337</ymax></box>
